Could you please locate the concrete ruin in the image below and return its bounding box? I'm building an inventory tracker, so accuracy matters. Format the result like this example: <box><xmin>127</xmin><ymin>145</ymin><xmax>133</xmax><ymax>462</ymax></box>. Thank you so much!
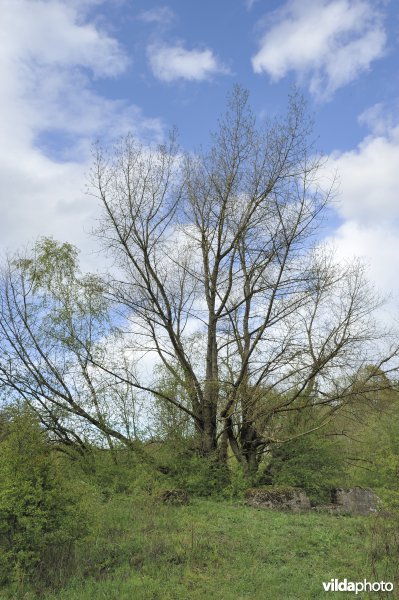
<box><xmin>245</xmin><ymin>486</ymin><xmax>311</xmax><ymax>512</ymax></box>
<box><xmin>330</xmin><ymin>487</ymin><xmax>380</xmax><ymax>516</ymax></box>
<box><xmin>245</xmin><ymin>486</ymin><xmax>380</xmax><ymax>515</ymax></box>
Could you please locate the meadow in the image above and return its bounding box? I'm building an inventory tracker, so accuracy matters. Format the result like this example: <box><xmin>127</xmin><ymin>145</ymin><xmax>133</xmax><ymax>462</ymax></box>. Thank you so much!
<box><xmin>1</xmin><ymin>484</ymin><xmax>395</xmax><ymax>600</ymax></box>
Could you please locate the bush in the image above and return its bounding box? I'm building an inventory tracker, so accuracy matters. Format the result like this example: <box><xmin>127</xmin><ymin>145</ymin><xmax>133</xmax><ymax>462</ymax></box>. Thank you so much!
<box><xmin>0</xmin><ymin>406</ymin><xmax>84</xmax><ymax>588</ymax></box>
<box><xmin>262</xmin><ymin>433</ymin><xmax>344</xmax><ymax>504</ymax></box>
<box><xmin>344</xmin><ymin>406</ymin><xmax>399</xmax><ymax>491</ymax></box>
<box><xmin>221</xmin><ymin>462</ymin><xmax>248</xmax><ymax>500</ymax></box>
<box><xmin>161</xmin><ymin>442</ymin><xmax>230</xmax><ymax>497</ymax></box>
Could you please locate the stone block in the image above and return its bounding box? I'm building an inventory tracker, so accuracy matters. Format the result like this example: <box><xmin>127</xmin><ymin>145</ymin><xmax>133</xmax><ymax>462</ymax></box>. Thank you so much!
<box><xmin>245</xmin><ymin>486</ymin><xmax>311</xmax><ymax>511</ymax></box>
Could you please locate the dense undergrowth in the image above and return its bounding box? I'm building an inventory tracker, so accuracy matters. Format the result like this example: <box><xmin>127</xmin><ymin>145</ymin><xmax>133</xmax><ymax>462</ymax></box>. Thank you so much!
<box><xmin>0</xmin><ymin>409</ymin><xmax>398</xmax><ymax>599</ymax></box>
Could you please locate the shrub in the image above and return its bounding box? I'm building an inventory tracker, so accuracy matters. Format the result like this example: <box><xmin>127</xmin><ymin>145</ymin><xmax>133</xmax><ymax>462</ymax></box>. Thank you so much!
<box><xmin>0</xmin><ymin>406</ymin><xmax>84</xmax><ymax>588</ymax></box>
<box><xmin>221</xmin><ymin>462</ymin><xmax>248</xmax><ymax>500</ymax></box>
<box><xmin>173</xmin><ymin>451</ymin><xmax>230</xmax><ymax>497</ymax></box>
<box><xmin>262</xmin><ymin>433</ymin><xmax>344</xmax><ymax>504</ymax></box>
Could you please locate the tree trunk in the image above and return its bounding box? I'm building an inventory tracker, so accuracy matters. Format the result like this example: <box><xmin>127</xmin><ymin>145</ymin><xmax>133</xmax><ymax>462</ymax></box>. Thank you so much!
<box><xmin>201</xmin><ymin>314</ymin><xmax>219</xmax><ymax>455</ymax></box>
<box><xmin>240</xmin><ymin>422</ymin><xmax>261</xmax><ymax>480</ymax></box>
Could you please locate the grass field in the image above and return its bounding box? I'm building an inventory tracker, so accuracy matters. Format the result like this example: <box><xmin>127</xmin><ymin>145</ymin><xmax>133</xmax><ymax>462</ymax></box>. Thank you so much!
<box><xmin>2</xmin><ymin>492</ymin><xmax>393</xmax><ymax>600</ymax></box>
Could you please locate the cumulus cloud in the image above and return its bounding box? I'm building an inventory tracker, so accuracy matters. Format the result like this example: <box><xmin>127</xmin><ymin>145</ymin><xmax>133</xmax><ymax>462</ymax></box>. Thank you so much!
<box><xmin>2</xmin><ymin>0</ymin><xmax>128</xmax><ymax>78</ymax></box>
<box><xmin>330</xmin><ymin>221</ymin><xmax>399</xmax><ymax>301</ymax></box>
<box><xmin>326</xmin><ymin>108</ymin><xmax>399</xmax><ymax>308</ymax></box>
<box><xmin>147</xmin><ymin>43</ymin><xmax>228</xmax><ymax>82</ymax></box>
<box><xmin>251</xmin><ymin>0</ymin><xmax>386</xmax><ymax>99</ymax></box>
<box><xmin>0</xmin><ymin>0</ymin><xmax>162</xmax><ymax>269</ymax></box>
<box><xmin>329</xmin><ymin>126</ymin><xmax>399</xmax><ymax>224</ymax></box>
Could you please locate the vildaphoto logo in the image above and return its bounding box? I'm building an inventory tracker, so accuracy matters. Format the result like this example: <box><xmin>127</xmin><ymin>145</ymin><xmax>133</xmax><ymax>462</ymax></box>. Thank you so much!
<box><xmin>322</xmin><ymin>579</ymin><xmax>394</xmax><ymax>594</ymax></box>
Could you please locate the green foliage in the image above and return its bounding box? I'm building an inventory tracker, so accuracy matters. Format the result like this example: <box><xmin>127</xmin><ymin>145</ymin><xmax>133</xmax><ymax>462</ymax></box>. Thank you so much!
<box><xmin>74</xmin><ymin>447</ymin><xmax>168</xmax><ymax>500</ymax></box>
<box><xmin>343</xmin><ymin>403</ymin><xmax>399</xmax><ymax>491</ymax></box>
<box><xmin>163</xmin><ymin>445</ymin><xmax>230</xmax><ymax>497</ymax></box>
<box><xmin>14</xmin><ymin>237</ymin><xmax>109</xmax><ymax>342</ymax></box>
<box><xmin>263</xmin><ymin>433</ymin><xmax>344</xmax><ymax>504</ymax></box>
<box><xmin>0</xmin><ymin>407</ymin><xmax>84</xmax><ymax>588</ymax></box>
<box><xmin>151</xmin><ymin>364</ymin><xmax>195</xmax><ymax>441</ymax></box>
<box><xmin>16</xmin><ymin>237</ymin><xmax>79</xmax><ymax>293</ymax></box>
<box><xmin>220</xmin><ymin>462</ymin><xmax>249</xmax><ymax>500</ymax></box>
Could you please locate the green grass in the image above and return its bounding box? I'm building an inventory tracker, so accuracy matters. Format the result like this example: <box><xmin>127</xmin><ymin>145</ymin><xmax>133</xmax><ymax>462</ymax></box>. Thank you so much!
<box><xmin>1</xmin><ymin>493</ymin><xmax>389</xmax><ymax>600</ymax></box>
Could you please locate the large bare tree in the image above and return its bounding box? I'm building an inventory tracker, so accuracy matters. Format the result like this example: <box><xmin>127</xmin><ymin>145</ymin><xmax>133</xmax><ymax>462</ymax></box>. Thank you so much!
<box><xmin>0</xmin><ymin>88</ymin><xmax>396</xmax><ymax>476</ymax></box>
<box><xmin>89</xmin><ymin>86</ymin><xmax>397</xmax><ymax>474</ymax></box>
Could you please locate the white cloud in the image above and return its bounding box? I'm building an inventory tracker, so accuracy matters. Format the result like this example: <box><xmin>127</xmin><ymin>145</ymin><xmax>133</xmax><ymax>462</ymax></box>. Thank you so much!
<box><xmin>147</xmin><ymin>43</ymin><xmax>228</xmax><ymax>82</ymax></box>
<box><xmin>329</xmin><ymin>126</ymin><xmax>399</xmax><ymax>224</ymax></box>
<box><xmin>2</xmin><ymin>0</ymin><xmax>128</xmax><ymax>78</ymax></box>
<box><xmin>0</xmin><ymin>0</ymin><xmax>163</xmax><ymax>270</ymax></box>
<box><xmin>358</xmin><ymin>101</ymin><xmax>399</xmax><ymax>136</ymax></box>
<box><xmin>252</xmin><ymin>0</ymin><xmax>386</xmax><ymax>99</ymax></box>
<box><xmin>326</xmin><ymin>109</ymin><xmax>399</xmax><ymax>310</ymax></box>
<box><xmin>330</xmin><ymin>221</ymin><xmax>399</xmax><ymax>300</ymax></box>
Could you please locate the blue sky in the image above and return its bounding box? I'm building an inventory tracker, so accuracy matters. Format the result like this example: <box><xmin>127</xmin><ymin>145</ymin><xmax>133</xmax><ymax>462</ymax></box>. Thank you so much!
<box><xmin>1</xmin><ymin>0</ymin><xmax>399</xmax><ymax>313</ymax></box>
